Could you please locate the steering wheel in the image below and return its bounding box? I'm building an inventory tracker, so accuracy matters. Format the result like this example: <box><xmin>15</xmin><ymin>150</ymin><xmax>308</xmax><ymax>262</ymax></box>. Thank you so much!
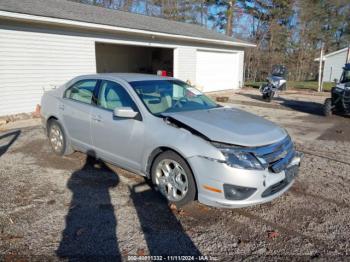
<box><xmin>173</xmin><ymin>97</ymin><xmax>187</xmax><ymax>108</ymax></box>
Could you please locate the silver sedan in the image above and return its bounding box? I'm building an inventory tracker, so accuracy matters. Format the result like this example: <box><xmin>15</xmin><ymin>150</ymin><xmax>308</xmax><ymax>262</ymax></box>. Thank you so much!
<box><xmin>41</xmin><ymin>74</ymin><xmax>302</xmax><ymax>208</ymax></box>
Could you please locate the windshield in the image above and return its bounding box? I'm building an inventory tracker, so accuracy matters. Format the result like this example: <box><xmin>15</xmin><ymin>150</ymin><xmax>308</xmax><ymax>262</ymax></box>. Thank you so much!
<box><xmin>130</xmin><ymin>80</ymin><xmax>218</xmax><ymax>115</ymax></box>
<box><xmin>340</xmin><ymin>69</ymin><xmax>350</xmax><ymax>84</ymax></box>
<box><xmin>271</xmin><ymin>64</ymin><xmax>287</xmax><ymax>77</ymax></box>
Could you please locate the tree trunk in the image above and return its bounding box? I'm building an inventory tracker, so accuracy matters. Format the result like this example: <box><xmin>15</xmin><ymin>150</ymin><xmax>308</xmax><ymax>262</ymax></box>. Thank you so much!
<box><xmin>226</xmin><ymin>0</ymin><xmax>235</xmax><ymax>36</ymax></box>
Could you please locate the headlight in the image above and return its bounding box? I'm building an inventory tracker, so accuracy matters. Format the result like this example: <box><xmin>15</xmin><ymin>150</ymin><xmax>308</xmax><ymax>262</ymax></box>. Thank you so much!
<box><xmin>220</xmin><ymin>148</ymin><xmax>264</xmax><ymax>170</ymax></box>
<box><xmin>334</xmin><ymin>87</ymin><xmax>344</xmax><ymax>93</ymax></box>
<box><xmin>210</xmin><ymin>143</ymin><xmax>266</xmax><ymax>170</ymax></box>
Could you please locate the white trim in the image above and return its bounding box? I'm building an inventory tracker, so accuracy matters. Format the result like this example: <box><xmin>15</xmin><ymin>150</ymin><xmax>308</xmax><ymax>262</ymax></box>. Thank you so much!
<box><xmin>95</xmin><ymin>39</ymin><xmax>177</xmax><ymax>49</ymax></box>
<box><xmin>173</xmin><ymin>48</ymin><xmax>179</xmax><ymax>78</ymax></box>
<box><xmin>314</xmin><ymin>47</ymin><xmax>348</xmax><ymax>61</ymax></box>
<box><xmin>0</xmin><ymin>10</ymin><xmax>256</xmax><ymax>48</ymax></box>
<box><xmin>95</xmin><ymin>38</ymin><xmax>242</xmax><ymax>53</ymax></box>
<box><xmin>196</xmin><ymin>48</ymin><xmax>237</xmax><ymax>54</ymax></box>
<box><xmin>323</xmin><ymin>47</ymin><xmax>348</xmax><ymax>58</ymax></box>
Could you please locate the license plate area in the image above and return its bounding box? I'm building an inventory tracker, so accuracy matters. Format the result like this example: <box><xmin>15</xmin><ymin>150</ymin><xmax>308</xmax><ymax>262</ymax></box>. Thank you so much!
<box><xmin>285</xmin><ymin>165</ymin><xmax>299</xmax><ymax>182</ymax></box>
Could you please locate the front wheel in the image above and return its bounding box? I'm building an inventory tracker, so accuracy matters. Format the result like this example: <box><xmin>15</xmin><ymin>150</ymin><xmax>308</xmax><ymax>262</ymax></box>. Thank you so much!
<box><xmin>266</xmin><ymin>92</ymin><xmax>274</xmax><ymax>102</ymax></box>
<box><xmin>263</xmin><ymin>90</ymin><xmax>274</xmax><ymax>102</ymax></box>
<box><xmin>323</xmin><ymin>98</ymin><xmax>333</xmax><ymax>117</ymax></box>
<box><xmin>151</xmin><ymin>151</ymin><xmax>196</xmax><ymax>208</ymax></box>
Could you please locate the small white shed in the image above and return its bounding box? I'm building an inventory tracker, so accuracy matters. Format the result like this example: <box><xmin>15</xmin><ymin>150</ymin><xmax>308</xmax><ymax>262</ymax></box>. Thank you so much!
<box><xmin>0</xmin><ymin>0</ymin><xmax>254</xmax><ymax>116</ymax></box>
<box><xmin>316</xmin><ymin>47</ymin><xmax>350</xmax><ymax>82</ymax></box>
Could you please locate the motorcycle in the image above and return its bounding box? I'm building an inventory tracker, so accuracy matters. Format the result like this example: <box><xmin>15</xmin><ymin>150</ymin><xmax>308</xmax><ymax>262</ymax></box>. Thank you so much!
<box><xmin>259</xmin><ymin>65</ymin><xmax>287</xmax><ymax>102</ymax></box>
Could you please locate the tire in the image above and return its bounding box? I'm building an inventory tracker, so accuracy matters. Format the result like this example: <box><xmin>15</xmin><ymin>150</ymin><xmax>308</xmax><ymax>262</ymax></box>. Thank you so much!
<box><xmin>266</xmin><ymin>91</ymin><xmax>274</xmax><ymax>102</ymax></box>
<box><xmin>280</xmin><ymin>83</ymin><xmax>287</xmax><ymax>91</ymax></box>
<box><xmin>323</xmin><ymin>98</ymin><xmax>333</xmax><ymax>117</ymax></box>
<box><xmin>48</xmin><ymin>119</ymin><xmax>73</xmax><ymax>156</ymax></box>
<box><xmin>151</xmin><ymin>150</ymin><xmax>196</xmax><ymax>208</ymax></box>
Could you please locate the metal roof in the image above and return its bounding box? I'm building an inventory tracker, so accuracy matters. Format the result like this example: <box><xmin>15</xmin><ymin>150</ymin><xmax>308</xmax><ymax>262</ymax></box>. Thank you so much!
<box><xmin>0</xmin><ymin>0</ymin><xmax>254</xmax><ymax>47</ymax></box>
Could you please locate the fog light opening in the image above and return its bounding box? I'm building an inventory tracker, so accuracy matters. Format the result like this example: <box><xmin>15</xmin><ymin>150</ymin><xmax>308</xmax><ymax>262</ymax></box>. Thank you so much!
<box><xmin>223</xmin><ymin>184</ymin><xmax>257</xmax><ymax>200</ymax></box>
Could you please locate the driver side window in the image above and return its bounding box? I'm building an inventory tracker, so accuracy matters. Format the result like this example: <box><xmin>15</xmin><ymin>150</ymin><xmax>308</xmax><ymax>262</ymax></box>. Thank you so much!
<box><xmin>97</xmin><ymin>80</ymin><xmax>137</xmax><ymax>111</ymax></box>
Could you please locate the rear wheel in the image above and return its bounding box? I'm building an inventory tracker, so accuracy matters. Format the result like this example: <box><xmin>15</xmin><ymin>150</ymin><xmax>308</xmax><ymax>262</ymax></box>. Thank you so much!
<box><xmin>323</xmin><ymin>98</ymin><xmax>333</xmax><ymax>117</ymax></box>
<box><xmin>48</xmin><ymin>120</ymin><xmax>73</xmax><ymax>156</ymax></box>
<box><xmin>151</xmin><ymin>151</ymin><xmax>196</xmax><ymax>208</ymax></box>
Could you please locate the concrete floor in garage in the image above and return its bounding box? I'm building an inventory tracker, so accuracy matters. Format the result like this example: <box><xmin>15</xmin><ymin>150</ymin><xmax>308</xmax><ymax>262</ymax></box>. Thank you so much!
<box><xmin>0</xmin><ymin>88</ymin><xmax>349</xmax><ymax>260</ymax></box>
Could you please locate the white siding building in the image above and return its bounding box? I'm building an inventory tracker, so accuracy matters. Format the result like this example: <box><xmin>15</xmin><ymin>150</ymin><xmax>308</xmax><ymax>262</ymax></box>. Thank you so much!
<box><xmin>0</xmin><ymin>0</ymin><xmax>254</xmax><ymax>116</ymax></box>
<box><xmin>316</xmin><ymin>47</ymin><xmax>350</xmax><ymax>83</ymax></box>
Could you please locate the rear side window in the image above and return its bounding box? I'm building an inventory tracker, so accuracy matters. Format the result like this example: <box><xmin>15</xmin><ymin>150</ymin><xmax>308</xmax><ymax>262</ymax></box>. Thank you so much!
<box><xmin>65</xmin><ymin>80</ymin><xmax>98</xmax><ymax>104</ymax></box>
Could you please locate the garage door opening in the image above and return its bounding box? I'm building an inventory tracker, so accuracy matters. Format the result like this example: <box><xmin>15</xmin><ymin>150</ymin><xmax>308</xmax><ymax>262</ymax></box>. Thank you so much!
<box><xmin>95</xmin><ymin>43</ymin><xmax>173</xmax><ymax>76</ymax></box>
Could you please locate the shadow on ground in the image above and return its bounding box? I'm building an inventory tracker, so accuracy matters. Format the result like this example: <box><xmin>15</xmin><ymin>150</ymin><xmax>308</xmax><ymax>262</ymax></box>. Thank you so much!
<box><xmin>129</xmin><ymin>182</ymin><xmax>201</xmax><ymax>256</ymax></box>
<box><xmin>56</xmin><ymin>151</ymin><xmax>121</xmax><ymax>260</ymax></box>
<box><xmin>56</xmin><ymin>151</ymin><xmax>200</xmax><ymax>260</ymax></box>
<box><xmin>0</xmin><ymin>130</ymin><xmax>21</xmax><ymax>157</ymax></box>
<box><xmin>239</xmin><ymin>93</ymin><xmax>324</xmax><ymax>116</ymax></box>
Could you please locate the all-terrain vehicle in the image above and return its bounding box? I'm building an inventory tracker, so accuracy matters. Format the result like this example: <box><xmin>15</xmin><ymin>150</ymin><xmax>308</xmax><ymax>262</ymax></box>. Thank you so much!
<box><xmin>323</xmin><ymin>63</ymin><xmax>350</xmax><ymax>116</ymax></box>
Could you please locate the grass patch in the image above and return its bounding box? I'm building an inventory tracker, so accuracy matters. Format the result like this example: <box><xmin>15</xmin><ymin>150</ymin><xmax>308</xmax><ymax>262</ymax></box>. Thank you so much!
<box><xmin>245</xmin><ymin>81</ymin><xmax>334</xmax><ymax>92</ymax></box>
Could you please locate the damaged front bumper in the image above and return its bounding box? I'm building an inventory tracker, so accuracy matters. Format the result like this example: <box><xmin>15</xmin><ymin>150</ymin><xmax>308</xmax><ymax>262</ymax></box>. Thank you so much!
<box><xmin>187</xmin><ymin>152</ymin><xmax>303</xmax><ymax>208</ymax></box>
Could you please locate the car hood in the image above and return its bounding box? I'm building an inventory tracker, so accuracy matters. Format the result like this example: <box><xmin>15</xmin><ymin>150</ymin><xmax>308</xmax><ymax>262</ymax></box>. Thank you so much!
<box><xmin>162</xmin><ymin>107</ymin><xmax>287</xmax><ymax>147</ymax></box>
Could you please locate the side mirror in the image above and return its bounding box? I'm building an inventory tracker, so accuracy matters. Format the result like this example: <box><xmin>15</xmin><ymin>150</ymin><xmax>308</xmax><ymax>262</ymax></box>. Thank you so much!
<box><xmin>334</xmin><ymin>78</ymin><xmax>338</xmax><ymax>84</ymax></box>
<box><xmin>113</xmin><ymin>107</ymin><xmax>138</xmax><ymax>119</ymax></box>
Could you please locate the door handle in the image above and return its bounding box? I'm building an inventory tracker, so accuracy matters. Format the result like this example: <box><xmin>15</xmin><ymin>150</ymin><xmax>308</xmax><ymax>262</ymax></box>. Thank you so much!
<box><xmin>91</xmin><ymin>115</ymin><xmax>102</xmax><ymax>122</ymax></box>
<box><xmin>58</xmin><ymin>104</ymin><xmax>65</xmax><ymax>110</ymax></box>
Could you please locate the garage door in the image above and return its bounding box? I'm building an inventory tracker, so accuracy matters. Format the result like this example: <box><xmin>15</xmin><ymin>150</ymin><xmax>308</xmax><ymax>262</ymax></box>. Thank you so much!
<box><xmin>196</xmin><ymin>50</ymin><xmax>238</xmax><ymax>92</ymax></box>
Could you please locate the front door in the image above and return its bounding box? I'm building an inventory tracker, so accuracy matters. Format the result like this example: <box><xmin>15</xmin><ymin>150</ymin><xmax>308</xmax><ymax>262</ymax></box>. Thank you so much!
<box><xmin>60</xmin><ymin>79</ymin><xmax>98</xmax><ymax>150</ymax></box>
<box><xmin>91</xmin><ymin>80</ymin><xmax>145</xmax><ymax>171</ymax></box>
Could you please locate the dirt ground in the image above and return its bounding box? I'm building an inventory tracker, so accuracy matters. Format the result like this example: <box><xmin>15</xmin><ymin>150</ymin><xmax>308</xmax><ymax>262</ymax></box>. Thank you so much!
<box><xmin>0</xmin><ymin>88</ymin><xmax>350</xmax><ymax>261</ymax></box>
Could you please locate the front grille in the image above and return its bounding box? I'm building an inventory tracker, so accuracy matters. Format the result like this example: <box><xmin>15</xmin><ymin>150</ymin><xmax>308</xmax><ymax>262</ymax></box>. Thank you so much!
<box><xmin>261</xmin><ymin>179</ymin><xmax>289</xmax><ymax>198</ymax></box>
<box><xmin>252</xmin><ymin>136</ymin><xmax>295</xmax><ymax>173</ymax></box>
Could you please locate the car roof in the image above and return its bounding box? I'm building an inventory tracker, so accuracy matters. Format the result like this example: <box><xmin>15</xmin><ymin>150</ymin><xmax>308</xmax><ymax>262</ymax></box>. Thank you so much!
<box><xmin>77</xmin><ymin>73</ymin><xmax>174</xmax><ymax>82</ymax></box>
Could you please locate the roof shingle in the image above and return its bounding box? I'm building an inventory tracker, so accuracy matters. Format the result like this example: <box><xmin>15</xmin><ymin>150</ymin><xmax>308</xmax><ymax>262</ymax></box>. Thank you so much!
<box><xmin>0</xmin><ymin>0</ymin><xmax>253</xmax><ymax>46</ymax></box>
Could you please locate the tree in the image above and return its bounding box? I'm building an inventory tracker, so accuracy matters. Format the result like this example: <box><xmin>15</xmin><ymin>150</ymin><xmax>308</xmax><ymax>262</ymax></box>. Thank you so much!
<box><xmin>208</xmin><ymin>0</ymin><xmax>236</xmax><ymax>36</ymax></box>
<box><xmin>69</xmin><ymin>0</ymin><xmax>350</xmax><ymax>82</ymax></box>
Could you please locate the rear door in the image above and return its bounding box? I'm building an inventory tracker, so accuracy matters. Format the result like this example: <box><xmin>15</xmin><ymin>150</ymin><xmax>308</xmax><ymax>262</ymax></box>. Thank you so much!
<box><xmin>60</xmin><ymin>79</ymin><xmax>98</xmax><ymax>150</ymax></box>
<box><xmin>91</xmin><ymin>80</ymin><xmax>145</xmax><ymax>171</ymax></box>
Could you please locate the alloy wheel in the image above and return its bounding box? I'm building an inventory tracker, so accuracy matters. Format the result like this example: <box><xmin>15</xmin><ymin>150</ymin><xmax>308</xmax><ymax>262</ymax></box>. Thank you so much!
<box><xmin>155</xmin><ymin>159</ymin><xmax>189</xmax><ymax>202</ymax></box>
<box><xmin>49</xmin><ymin>125</ymin><xmax>64</xmax><ymax>153</ymax></box>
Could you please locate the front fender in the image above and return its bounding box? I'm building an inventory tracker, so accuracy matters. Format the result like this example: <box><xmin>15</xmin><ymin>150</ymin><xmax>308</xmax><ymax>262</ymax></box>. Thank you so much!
<box><xmin>141</xmin><ymin>118</ymin><xmax>224</xmax><ymax>174</ymax></box>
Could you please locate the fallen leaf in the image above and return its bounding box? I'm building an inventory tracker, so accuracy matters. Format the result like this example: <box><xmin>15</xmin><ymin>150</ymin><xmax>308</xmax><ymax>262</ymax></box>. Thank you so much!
<box><xmin>137</xmin><ymin>248</ymin><xmax>145</xmax><ymax>256</ymax></box>
<box><xmin>178</xmin><ymin>209</ymin><xmax>186</xmax><ymax>216</ymax></box>
<box><xmin>169</xmin><ymin>203</ymin><xmax>177</xmax><ymax>210</ymax></box>
<box><xmin>267</xmin><ymin>230</ymin><xmax>279</xmax><ymax>239</ymax></box>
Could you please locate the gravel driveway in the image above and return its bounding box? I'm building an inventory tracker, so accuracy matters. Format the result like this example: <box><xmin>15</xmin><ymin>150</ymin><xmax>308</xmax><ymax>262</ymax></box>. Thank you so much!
<box><xmin>0</xmin><ymin>89</ymin><xmax>349</xmax><ymax>261</ymax></box>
